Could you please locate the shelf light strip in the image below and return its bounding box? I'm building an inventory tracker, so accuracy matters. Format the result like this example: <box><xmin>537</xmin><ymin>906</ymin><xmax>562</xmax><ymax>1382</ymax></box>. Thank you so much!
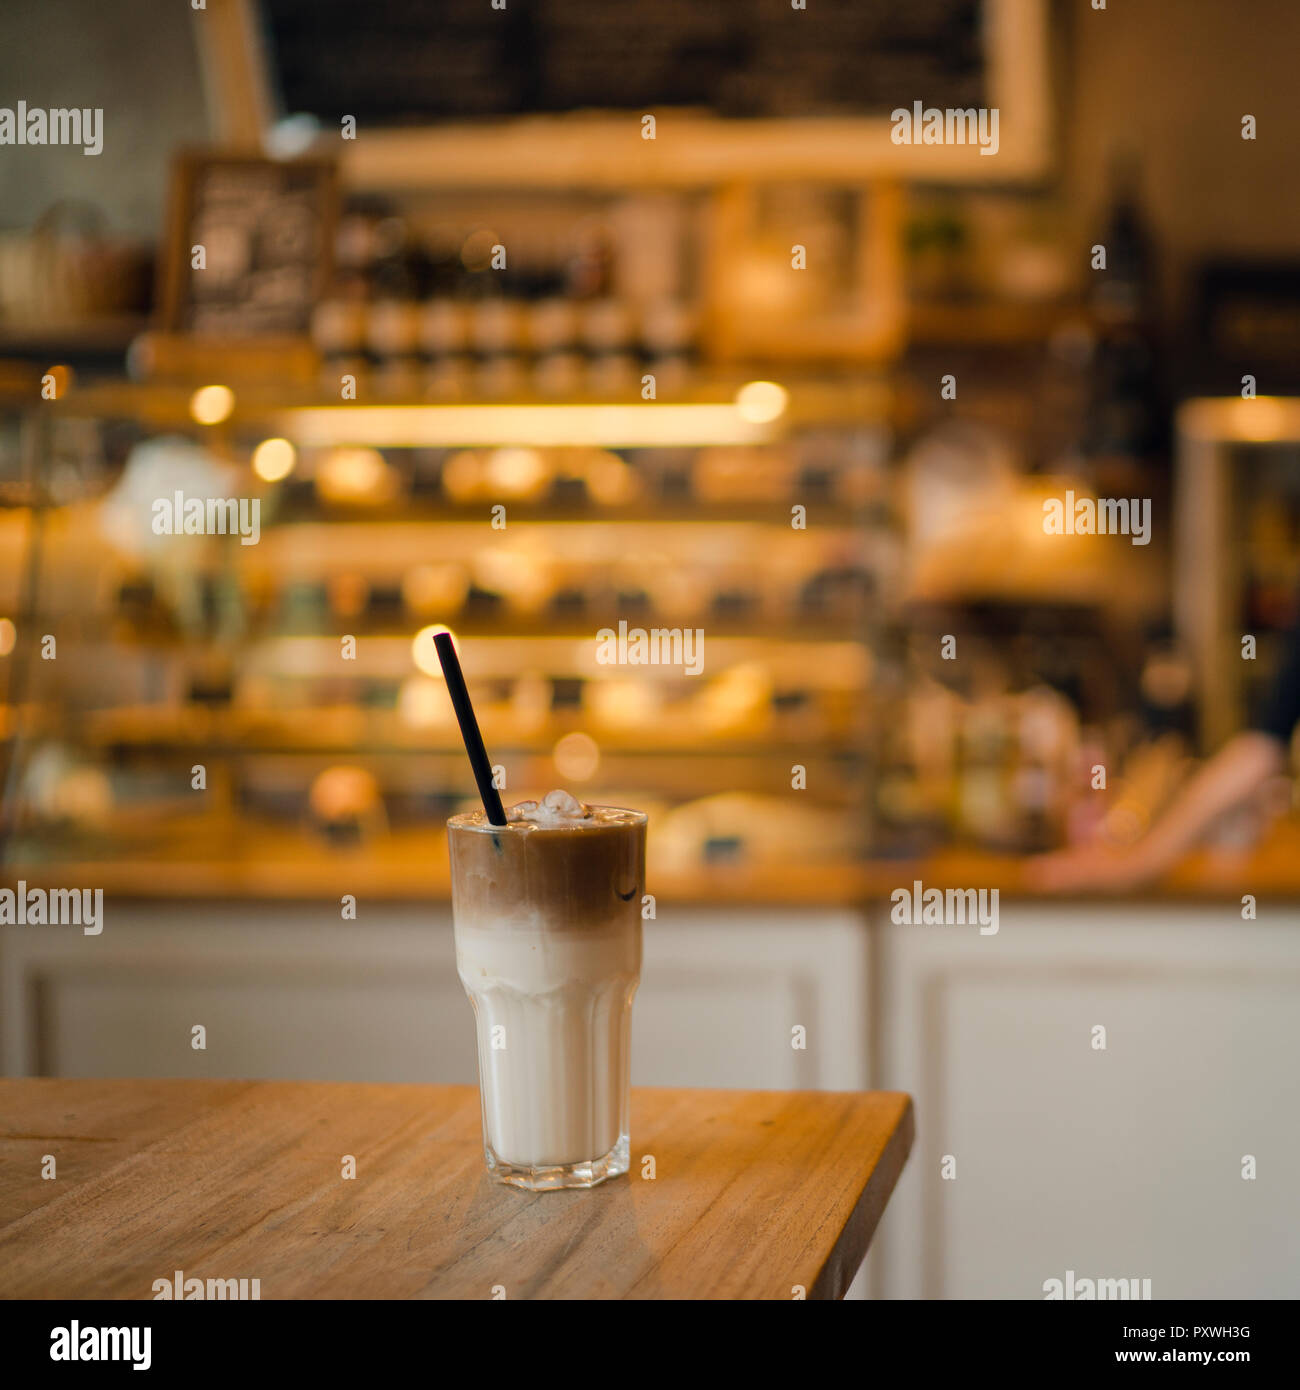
<box><xmin>1177</xmin><ymin>396</ymin><xmax>1300</xmax><ymax>445</ymax></box>
<box><xmin>275</xmin><ymin>404</ymin><xmax>779</xmax><ymax>449</ymax></box>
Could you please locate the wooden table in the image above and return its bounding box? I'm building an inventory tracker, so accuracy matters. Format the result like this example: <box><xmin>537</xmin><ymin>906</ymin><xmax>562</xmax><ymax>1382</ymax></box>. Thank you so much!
<box><xmin>0</xmin><ymin>1079</ymin><xmax>912</xmax><ymax>1300</ymax></box>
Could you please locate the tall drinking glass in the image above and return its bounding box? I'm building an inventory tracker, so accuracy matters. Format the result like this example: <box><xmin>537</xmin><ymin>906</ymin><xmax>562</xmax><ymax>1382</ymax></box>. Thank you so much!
<box><xmin>448</xmin><ymin>801</ymin><xmax>646</xmax><ymax>1190</ymax></box>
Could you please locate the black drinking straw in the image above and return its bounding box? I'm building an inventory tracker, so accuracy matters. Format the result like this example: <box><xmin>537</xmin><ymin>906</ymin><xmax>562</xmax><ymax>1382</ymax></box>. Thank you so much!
<box><xmin>434</xmin><ymin>630</ymin><xmax>507</xmax><ymax>826</ymax></box>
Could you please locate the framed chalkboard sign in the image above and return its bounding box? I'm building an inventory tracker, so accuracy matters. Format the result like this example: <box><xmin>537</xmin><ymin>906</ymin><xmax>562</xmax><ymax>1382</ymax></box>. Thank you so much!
<box><xmin>244</xmin><ymin>0</ymin><xmax>1049</xmax><ymax>185</ymax></box>
<box><xmin>263</xmin><ymin>0</ymin><xmax>989</xmax><ymax>123</ymax></box>
<box><xmin>158</xmin><ymin>151</ymin><xmax>338</xmax><ymax>336</ymax></box>
<box><xmin>193</xmin><ymin>0</ymin><xmax>1050</xmax><ymax>187</ymax></box>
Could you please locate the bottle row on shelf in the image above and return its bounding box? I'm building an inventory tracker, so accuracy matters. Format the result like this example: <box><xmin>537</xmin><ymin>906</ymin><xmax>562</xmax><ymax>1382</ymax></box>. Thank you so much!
<box><xmin>864</xmin><ymin>673</ymin><xmax>1200</xmax><ymax>857</ymax></box>
<box><xmin>110</xmin><ymin>556</ymin><xmax>888</xmax><ymax>640</ymax></box>
<box><xmin>55</xmin><ymin>652</ymin><xmax>871</xmax><ymax>747</ymax></box>
<box><xmin>9</xmin><ymin>733</ymin><xmax>868</xmax><ymax>871</ymax></box>
<box><xmin>269</xmin><ymin>440</ymin><xmax>893</xmax><ymax>514</ymax></box>
<box><xmin>312</xmin><ymin>295</ymin><xmax>697</xmax><ymax>398</ymax></box>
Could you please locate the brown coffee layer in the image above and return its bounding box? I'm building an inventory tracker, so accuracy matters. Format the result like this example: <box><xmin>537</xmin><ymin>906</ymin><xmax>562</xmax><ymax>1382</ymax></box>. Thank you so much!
<box><xmin>448</xmin><ymin>807</ymin><xmax>646</xmax><ymax>929</ymax></box>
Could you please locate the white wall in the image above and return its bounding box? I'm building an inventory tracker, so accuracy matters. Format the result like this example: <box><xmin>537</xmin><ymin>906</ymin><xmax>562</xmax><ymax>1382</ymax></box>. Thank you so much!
<box><xmin>0</xmin><ymin>0</ymin><xmax>209</xmax><ymax>238</ymax></box>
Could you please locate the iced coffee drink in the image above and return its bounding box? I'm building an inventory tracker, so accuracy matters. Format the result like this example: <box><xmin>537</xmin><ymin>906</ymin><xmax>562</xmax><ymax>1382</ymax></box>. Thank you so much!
<box><xmin>448</xmin><ymin>789</ymin><xmax>646</xmax><ymax>1190</ymax></box>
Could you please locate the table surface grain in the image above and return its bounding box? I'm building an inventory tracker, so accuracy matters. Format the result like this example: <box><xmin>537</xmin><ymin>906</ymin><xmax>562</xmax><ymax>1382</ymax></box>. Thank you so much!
<box><xmin>0</xmin><ymin>1079</ymin><xmax>912</xmax><ymax>1300</ymax></box>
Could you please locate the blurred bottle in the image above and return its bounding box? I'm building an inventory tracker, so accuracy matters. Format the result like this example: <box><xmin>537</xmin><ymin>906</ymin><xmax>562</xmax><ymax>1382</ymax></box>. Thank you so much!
<box><xmin>957</xmin><ymin>696</ymin><xmax>1018</xmax><ymax>849</ymax></box>
<box><xmin>582</xmin><ymin>299</ymin><xmax>637</xmax><ymax>396</ymax></box>
<box><xmin>471</xmin><ymin>297</ymin><xmax>528</xmax><ymax>397</ymax></box>
<box><xmin>1083</xmin><ymin>155</ymin><xmax>1164</xmax><ymax>471</ymax></box>
<box><xmin>420</xmin><ymin>300</ymin><xmax>471</xmax><ymax>397</ymax></box>
<box><xmin>367</xmin><ymin>299</ymin><xmax>422</xmax><ymax>395</ymax></box>
<box><xmin>641</xmin><ymin>300</ymin><xmax>695</xmax><ymax>397</ymax></box>
<box><xmin>530</xmin><ymin>295</ymin><xmax>584</xmax><ymax>397</ymax></box>
<box><xmin>312</xmin><ymin>298</ymin><xmax>367</xmax><ymax>388</ymax></box>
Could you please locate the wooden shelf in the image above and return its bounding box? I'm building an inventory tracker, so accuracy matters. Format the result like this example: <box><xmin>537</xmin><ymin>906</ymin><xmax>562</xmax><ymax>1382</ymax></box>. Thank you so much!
<box><xmin>907</xmin><ymin>298</ymin><xmax>1084</xmax><ymax>347</ymax></box>
<box><xmin>28</xmin><ymin>375</ymin><xmax>896</xmax><ymax>435</ymax></box>
<box><xmin>66</xmin><ymin>705</ymin><xmax>867</xmax><ymax>757</ymax></box>
<box><xmin>0</xmin><ymin>315</ymin><xmax>149</xmax><ymax>357</ymax></box>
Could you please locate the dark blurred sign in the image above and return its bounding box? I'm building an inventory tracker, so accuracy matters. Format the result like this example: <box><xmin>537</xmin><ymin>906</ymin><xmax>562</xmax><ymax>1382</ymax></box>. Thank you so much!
<box><xmin>260</xmin><ymin>0</ymin><xmax>986</xmax><ymax>124</ymax></box>
<box><xmin>1191</xmin><ymin>261</ymin><xmax>1300</xmax><ymax>394</ymax></box>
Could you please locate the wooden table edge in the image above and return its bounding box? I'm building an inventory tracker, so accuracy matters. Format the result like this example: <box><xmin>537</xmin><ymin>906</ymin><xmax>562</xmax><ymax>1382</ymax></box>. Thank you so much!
<box><xmin>812</xmin><ymin>1092</ymin><xmax>915</xmax><ymax>1301</ymax></box>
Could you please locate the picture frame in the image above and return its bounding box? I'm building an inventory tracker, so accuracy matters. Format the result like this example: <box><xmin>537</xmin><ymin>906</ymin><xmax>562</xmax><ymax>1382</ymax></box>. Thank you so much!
<box><xmin>700</xmin><ymin>181</ymin><xmax>907</xmax><ymax>365</ymax></box>
<box><xmin>156</xmin><ymin>149</ymin><xmax>337</xmax><ymax>339</ymax></box>
<box><xmin>196</xmin><ymin>0</ymin><xmax>1052</xmax><ymax>190</ymax></box>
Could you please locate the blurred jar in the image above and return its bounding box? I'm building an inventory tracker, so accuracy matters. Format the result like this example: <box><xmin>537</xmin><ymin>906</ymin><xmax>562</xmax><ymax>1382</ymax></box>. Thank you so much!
<box><xmin>530</xmin><ymin>298</ymin><xmax>584</xmax><ymax>397</ymax></box>
<box><xmin>957</xmin><ymin>697</ymin><xmax>1018</xmax><ymax>848</ymax></box>
<box><xmin>641</xmin><ymin>300</ymin><xmax>695</xmax><ymax>397</ymax></box>
<box><xmin>470</xmin><ymin>299</ymin><xmax>527</xmax><ymax>397</ymax></box>
<box><xmin>366</xmin><ymin>299</ymin><xmax>423</xmax><ymax>395</ymax></box>
<box><xmin>420</xmin><ymin>300</ymin><xmax>472</xmax><ymax>397</ymax></box>
<box><xmin>312</xmin><ymin>298</ymin><xmax>368</xmax><ymax>384</ymax></box>
<box><xmin>0</xmin><ymin>201</ymin><xmax>151</xmax><ymax>323</ymax></box>
<box><xmin>582</xmin><ymin>300</ymin><xmax>637</xmax><ymax>396</ymax></box>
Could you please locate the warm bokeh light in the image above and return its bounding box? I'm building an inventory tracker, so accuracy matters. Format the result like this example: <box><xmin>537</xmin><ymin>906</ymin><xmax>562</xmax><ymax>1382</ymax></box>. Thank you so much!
<box><xmin>0</xmin><ymin>617</ymin><xmax>16</xmax><ymax>656</ymax></box>
<box><xmin>484</xmin><ymin>447</ymin><xmax>549</xmax><ymax>498</ymax></box>
<box><xmin>1232</xmin><ymin>396</ymin><xmax>1286</xmax><ymax>442</ymax></box>
<box><xmin>315</xmin><ymin>447</ymin><xmax>395</xmax><ymax>503</ymax></box>
<box><xmin>440</xmin><ymin>449</ymin><xmax>481</xmax><ymax>502</ymax></box>
<box><xmin>1178</xmin><ymin>395</ymin><xmax>1300</xmax><ymax>444</ymax></box>
<box><xmin>398</xmin><ymin>675</ymin><xmax>450</xmax><ymax>729</ymax></box>
<box><xmin>441</xmin><ymin>448</ymin><xmax>552</xmax><ymax>502</ymax></box>
<box><xmin>589</xmin><ymin>678</ymin><xmax>662</xmax><ymax>728</ymax></box>
<box><xmin>189</xmin><ymin>384</ymin><xmax>235</xmax><ymax>425</ymax></box>
<box><xmin>44</xmin><ymin>364</ymin><xmax>73</xmax><ymax>399</ymax></box>
<box><xmin>412</xmin><ymin>624</ymin><xmax>458</xmax><ymax>677</ymax></box>
<box><xmin>510</xmin><ymin>671</ymin><xmax>551</xmax><ymax>732</ymax></box>
<box><xmin>698</xmin><ymin>662</ymin><xmax>774</xmax><ymax>732</ymax></box>
<box><xmin>582</xmin><ymin>449</ymin><xmax>637</xmax><ymax>505</ymax></box>
<box><xmin>472</xmin><ymin>546</ymin><xmax>551</xmax><ymax>614</ymax></box>
<box><xmin>734</xmin><ymin>380</ymin><xmax>789</xmax><ymax>424</ymax></box>
<box><xmin>252</xmin><ymin>437</ymin><xmax>296</xmax><ymax>482</ymax></box>
<box><xmin>307</xmin><ymin>765</ymin><xmax>383</xmax><ymax>826</ymax></box>
<box><xmin>553</xmin><ymin>731</ymin><xmax>601</xmax><ymax>781</ymax></box>
<box><xmin>402</xmin><ymin>564</ymin><xmax>470</xmax><ymax>617</ymax></box>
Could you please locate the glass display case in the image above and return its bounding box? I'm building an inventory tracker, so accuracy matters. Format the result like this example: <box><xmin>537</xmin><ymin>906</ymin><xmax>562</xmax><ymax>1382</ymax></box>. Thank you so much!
<box><xmin>0</xmin><ymin>376</ymin><xmax>901</xmax><ymax>894</ymax></box>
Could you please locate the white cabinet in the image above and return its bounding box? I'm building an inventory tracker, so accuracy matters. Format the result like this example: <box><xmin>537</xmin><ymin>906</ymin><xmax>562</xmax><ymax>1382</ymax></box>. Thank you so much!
<box><xmin>0</xmin><ymin>904</ymin><xmax>473</xmax><ymax>1083</ymax></box>
<box><xmin>866</xmin><ymin>900</ymin><xmax>1300</xmax><ymax>1299</ymax></box>
<box><xmin>635</xmin><ymin>907</ymin><xmax>870</xmax><ymax>1090</ymax></box>
<box><xmin>0</xmin><ymin>902</ymin><xmax>870</xmax><ymax>1093</ymax></box>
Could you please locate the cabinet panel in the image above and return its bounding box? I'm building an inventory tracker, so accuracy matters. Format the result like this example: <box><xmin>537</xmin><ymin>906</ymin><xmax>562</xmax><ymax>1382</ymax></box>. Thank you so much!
<box><xmin>869</xmin><ymin>902</ymin><xmax>1300</xmax><ymax>1299</ymax></box>
<box><xmin>1</xmin><ymin>904</ymin><xmax>871</xmax><ymax>1092</ymax></box>
<box><xmin>635</xmin><ymin>907</ymin><xmax>870</xmax><ymax>1090</ymax></box>
<box><xmin>1</xmin><ymin>906</ymin><xmax>472</xmax><ymax>1083</ymax></box>
<box><xmin>38</xmin><ymin>970</ymin><xmax>476</xmax><ymax>1083</ymax></box>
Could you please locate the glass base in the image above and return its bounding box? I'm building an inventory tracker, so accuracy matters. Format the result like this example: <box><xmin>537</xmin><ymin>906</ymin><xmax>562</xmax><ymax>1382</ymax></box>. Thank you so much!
<box><xmin>485</xmin><ymin>1132</ymin><xmax>630</xmax><ymax>1191</ymax></box>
